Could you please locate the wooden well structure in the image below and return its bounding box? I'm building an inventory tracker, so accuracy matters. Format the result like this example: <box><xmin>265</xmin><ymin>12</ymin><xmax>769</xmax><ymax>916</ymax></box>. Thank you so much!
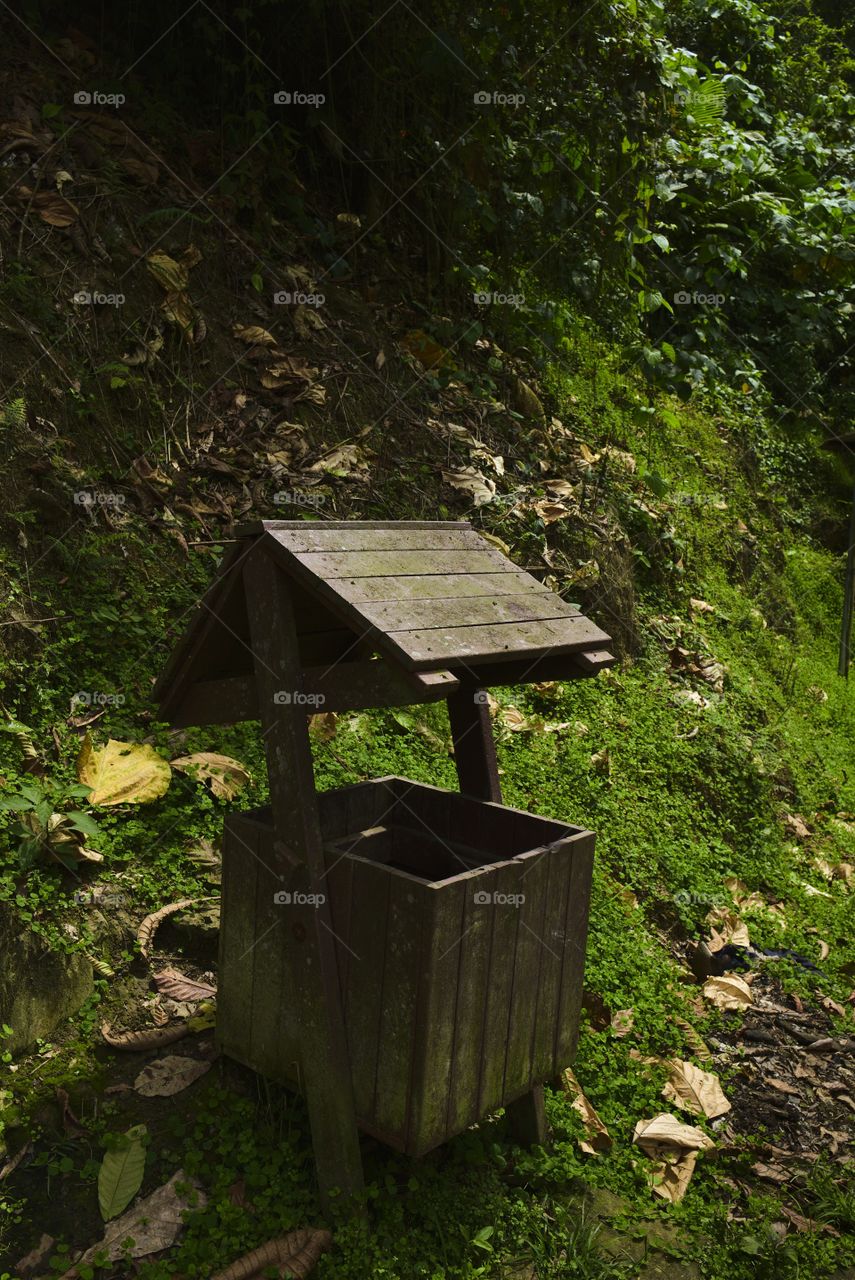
<box><xmin>154</xmin><ymin>521</ymin><xmax>614</xmax><ymax>1206</ymax></box>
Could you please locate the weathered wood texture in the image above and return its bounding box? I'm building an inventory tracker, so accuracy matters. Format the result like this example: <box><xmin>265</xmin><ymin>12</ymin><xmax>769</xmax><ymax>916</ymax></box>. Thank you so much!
<box><xmin>155</xmin><ymin>522</ymin><xmax>614</xmax><ymax>727</ymax></box>
<box><xmin>241</xmin><ymin>549</ymin><xmax>364</xmax><ymax>1207</ymax></box>
<box><xmin>219</xmin><ymin>777</ymin><xmax>595</xmax><ymax>1157</ymax></box>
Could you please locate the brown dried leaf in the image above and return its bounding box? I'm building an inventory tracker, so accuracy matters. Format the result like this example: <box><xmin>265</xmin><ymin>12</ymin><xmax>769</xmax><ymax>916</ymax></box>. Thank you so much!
<box><xmin>703</xmin><ymin>974</ymin><xmax>753</xmax><ymax>1010</ymax></box>
<box><xmin>153</xmin><ymin>967</ymin><xmax>217</xmax><ymax>1002</ymax></box>
<box><xmin>233</xmin><ymin>324</ymin><xmax>276</xmax><ymax>345</ymax></box>
<box><xmin>170</xmin><ymin>752</ymin><xmax>251</xmax><ymax>800</ymax></box>
<box><xmin>101</xmin><ymin>1022</ymin><xmax>189</xmax><ymax>1051</ymax></box>
<box><xmin>661</xmin><ymin>1059</ymin><xmax>731</xmax><ymax>1119</ymax></box>
<box><xmin>560</xmin><ymin>1068</ymin><xmax>612</xmax><ymax>1154</ymax></box>
<box><xmin>210</xmin><ymin>1227</ymin><xmax>333</xmax><ymax>1280</ymax></box>
<box><xmin>137</xmin><ymin>898</ymin><xmax>197</xmax><ymax>957</ymax></box>
<box><xmin>134</xmin><ymin>1055</ymin><xmax>211</xmax><ymax>1097</ymax></box>
<box><xmin>611</xmin><ymin>1008</ymin><xmax>634</xmax><ymax>1038</ymax></box>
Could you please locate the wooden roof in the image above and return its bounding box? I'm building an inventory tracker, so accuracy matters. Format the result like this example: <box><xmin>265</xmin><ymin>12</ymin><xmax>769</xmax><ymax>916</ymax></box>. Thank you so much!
<box><xmin>154</xmin><ymin>520</ymin><xmax>614</xmax><ymax>725</ymax></box>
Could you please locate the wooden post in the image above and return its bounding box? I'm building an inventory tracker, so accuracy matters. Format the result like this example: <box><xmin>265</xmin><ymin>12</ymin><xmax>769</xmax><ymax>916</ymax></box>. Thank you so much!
<box><xmin>243</xmin><ymin>548</ymin><xmax>364</xmax><ymax>1211</ymax></box>
<box><xmin>446</xmin><ymin>685</ymin><xmax>548</xmax><ymax>1147</ymax></box>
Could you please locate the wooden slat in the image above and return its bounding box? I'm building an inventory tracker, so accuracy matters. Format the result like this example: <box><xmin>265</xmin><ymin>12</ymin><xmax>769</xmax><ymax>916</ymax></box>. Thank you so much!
<box><xmin>333</xmin><ymin>572</ymin><xmax>553</xmax><ymax>604</ymax></box>
<box><xmin>250</xmin><ymin>851</ymin><xmax>287</xmax><ymax>1080</ymax></box>
<box><xmin>170</xmin><ymin>665</ymin><xmax>460</xmax><ymax>726</ymax></box>
<box><xmin>408</xmin><ymin>878</ymin><xmax>467</xmax><ymax>1155</ymax></box>
<box><xmin>387</xmin><ymin>615</ymin><xmax>610</xmax><ymax>670</ymax></box>
<box><xmin>446</xmin><ymin>871</ymin><xmax>494</xmax><ymax>1136</ymax></box>
<box><xmin>502</xmin><ymin>848</ymin><xmax>550</xmax><ymax>1101</ymax></box>
<box><xmin>554</xmin><ymin>833</ymin><xmax>595</xmax><ymax>1070</ymax></box>
<box><xmin>529</xmin><ymin>838</ymin><xmax>575</xmax><ymax>1083</ymax></box>
<box><xmin>372</xmin><ymin>870</ymin><xmax>424</xmax><ymax>1142</ymax></box>
<box><xmin>238</xmin><ymin>519</ymin><xmax>471</xmax><ymax>537</ymax></box>
<box><xmin>345</xmin><ymin>858</ymin><xmax>390</xmax><ymax>1122</ymax></box>
<box><xmin>295</xmin><ymin>549</ymin><xmax>513</xmax><ymax>578</ymax></box>
<box><xmin>217</xmin><ymin>816</ymin><xmax>260</xmax><ymax>1064</ymax></box>
<box><xmin>477</xmin><ymin>859</ymin><xmax>521</xmax><ymax>1117</ymax></box>
<box><xmin>356</xmin><ymin>593</ymin><xmax>579</xmax><ymax>634</ymax></box>
<box><xmin>273</xmin><ymin>527</ymin><xmax>487</xmax><ymax>554</ymax></box>
<box><xmin>467</xmin><ymin>651</ymin><xmax>615</xmax><ymax>686</ymax></box>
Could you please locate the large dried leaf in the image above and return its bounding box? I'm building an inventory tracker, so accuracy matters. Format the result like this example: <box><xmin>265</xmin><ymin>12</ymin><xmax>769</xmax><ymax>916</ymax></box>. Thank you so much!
<box><xmin>153</xmin><ymin>967</ymin><xmax>217</xmax><ymax>1001</ymax></box>
<box><xmin>560</xmin><ymin>1068</ymin><xmax>612</xmax><ymax>1154</ymax></box>
<box><xmin>134</xmin><ymin>1055</ymin><xmax>211</xmax><ymax>1097</ymax></box>
<box><xmin>98</xmin><ymin>1125</ymin><xmax>146</xmax><ymax>1221</ymax></box>
<box><xmin>16</xmin><ymin>186</ymin><xmax>78</xmax><ymax>226</ymax></box>
<box><xmin>644</xmin><ymin>1151</ymin><xmax>700</xmax><ymax>1204</ymax></box>
<box><xmin>101</xmin><ymin>1021</ymin><xmax>190</xmax><ymax>1051</ymax></box>
<box><xmin>233</xmin><ymin>323</ymin><xmax>275</xmax><ymax>345</ymax></box>
<box><xmin>305</xmin><ymin>444</ymin><xmax>370</xmax><ymax>479</ymax></box>
<box><xmin>633</xmin><ymin>1112</ymin><xmax>715</xmax><ymax>1156</ymax></box>
<box><xmin>441</xmin><ymin>466</ymin><xmax>496</xmax><ymax>507</ymax></box>
<box><xmin>77</xmin><ymin>735</ymin><xmax>171</xmax><ymax>806</ymax></box>
<box><xmin>706</xmin><ymin>906</ymin><xmax>750</xmax><ymax>952</ymax></box>
<box><xmin>58</xmin><ymin>1171</ymin><xmax>204</xmax><ymax>1277</ymax></box>
<box><xmin>211</xmin><ymin>1228</ymin><xmax>333</xmax><ymax>1280</ymax></box>
<box><xmin>661</xmin><ymin>1058</ymin><xmax>731</xmax><ymax>1119</ymax></box>
<box><xmin>170</xmin><ymin>752</ymin><xmax>250</xmax><ymax>799</ymax></box>
<box><xmin>137</xmin><ymin>898</ymin><xmax>198</xmax><ymax>957</ymax></box>
<box><xmin>702</xmin><ymin>973</ymin><xmax>753</xmax><ymax>1009</ymax></box>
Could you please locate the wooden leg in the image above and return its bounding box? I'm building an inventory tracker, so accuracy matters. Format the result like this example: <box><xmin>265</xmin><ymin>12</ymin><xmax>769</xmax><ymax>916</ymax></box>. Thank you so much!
<box><xmin>505</xmin><ymin>1085</ymin><xmax>548</xmax><ymax>1146</ymax></box>
<box><xmin>244</xmin><ymin>550</ymin><xmax>364</xmax><ymax>1212</ymax></box>
<box><xmin>447</xmin><ymin>685</ymin><xmax>548</xmax><ymax>1146</ymax></box>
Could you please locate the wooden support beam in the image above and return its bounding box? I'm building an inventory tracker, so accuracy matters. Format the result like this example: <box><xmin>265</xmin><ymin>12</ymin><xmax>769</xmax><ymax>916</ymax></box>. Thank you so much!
<box><xmin>242</xmin><ymin>548</ymin><xmax>364</xmax><ymax>1211</ymax></box>
<box><xmin>446</xmin><ymin>683</ymin><xmax>548</xmax><ymax>1147</ymax></box>
<box><xmin>168</xmin><ymin>665</ymin><xmax>460</xmax><ymax>727</ymax></box>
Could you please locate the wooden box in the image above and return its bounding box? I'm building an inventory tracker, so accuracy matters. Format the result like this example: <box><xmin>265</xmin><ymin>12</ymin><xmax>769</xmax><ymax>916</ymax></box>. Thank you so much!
<box><xmin>218</xmin><ymin>776</ymin><xmax>594</xmax><ymax>1157</ymax></box>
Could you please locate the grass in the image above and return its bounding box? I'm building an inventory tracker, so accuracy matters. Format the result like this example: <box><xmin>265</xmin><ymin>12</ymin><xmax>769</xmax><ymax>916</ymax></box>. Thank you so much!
<box><xmin>1</xmin><ymin>321</ymin><xmax>854</xmax><ymax>1278</ymax></box>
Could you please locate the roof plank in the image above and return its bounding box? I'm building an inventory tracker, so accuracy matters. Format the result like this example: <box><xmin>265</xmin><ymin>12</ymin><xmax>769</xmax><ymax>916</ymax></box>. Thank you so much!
<box><xmin>385</xmin><ymin>616</ymin><xmax>611</xmax><ymax>670</ymax></box>
<box><xmin>273</xmin><ymin>527</ymin><xmax>489</xmax><ymax>554</ymax></box>
<box><xmin>356</xmin><ymin>594</ymin><xmax>580</xmax><ymax>633</ymax></box>
<box><xmin>295</xmin><ymin>549</ymin><xmax>513</xmax><ymax>578</ymax></box>
<box><xmin>332</xmin><ymin>572</ymin><xmax>552</xmax><ymax>604</ymax></box>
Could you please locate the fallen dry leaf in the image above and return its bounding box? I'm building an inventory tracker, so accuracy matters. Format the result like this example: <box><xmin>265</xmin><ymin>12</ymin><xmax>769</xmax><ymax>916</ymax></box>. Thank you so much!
<box><xmin>611</xmin><ymin>1009</ymin><xmax>634</xmax><ymax>1038</ymax></box>
<box><xmin>171</xmin><ymin>752</ymin><xmax>251</xmax><ymax>800</ymax></box>
<box><xmin>153</xmin><ymin>967</ymin><xmax>217</xmax><ymax>1002</ymax></box>
<box><xmin>706</xmin><ymin>906</ymin><xmax>750</xmax><ymax>952</ymax></box>
<box><xmin>77</xmin><ymin>735</ymin><xmax>171</xmax><ymax>806</ymax></box>
<box><xmin>661</xmin><ymin>1058</ymin><xmax>730</xmax><ymax>1119</ymax></box>
<box><xmin>102</xmin><ymin>1022</ymin><xmax>190</xmax><ymax>1051</ymax></box>
<box><xmin>134</xmin><ymin>1055</ymin><xmax>211</xmax><ymax>1097</ymax></box>
<box><xmin>233</xmin><ymin>324</ymin><xmax>276</xmax><ymax>345</ymax></box>
<box><xmin>210</xmin><ymin>1228</ymin><xmax>333</xmax><ymax>1280</ymax></box>
<box><xmin>560</xmin><ymin>1068</ymin><xmax>612</xmax><ymax>1154</ymax></box>
<box><xmin>703</xmin><ymin>974</ymin><xmax>753</xmax><ymax>1010</ymax></box>
<box><xmin>137</xmin><ymin>899</ymin><xmax>199</xmax><ymax>957</ymax></box>
<box><xmin>441</xmin><ymin>466</ymin><xmax>496</xmax><ymax>508</ymax></box>
<box><xmin>633</xmin><ymin>1112</ymin><xmax>714</xmax><ymax>1204</ymax></box>
<box><xmin>57</xmin><ymin>1171</ymin><xmax>204</xmax><ymax>1278</ymax></box>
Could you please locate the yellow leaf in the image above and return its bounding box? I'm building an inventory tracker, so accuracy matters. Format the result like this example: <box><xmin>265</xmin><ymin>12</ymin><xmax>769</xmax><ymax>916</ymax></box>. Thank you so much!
<box><xmin>170</xmin><ymin>752</ymin><xmax>251</xmax><ymax>800</ymax></box>
<box><xmin>400</xmin><ymin>329</ymin><xmax>453</xmax><ymax>370</ymax></box>
<box><xmin>77</xmin><ymin>735</ymin><xmax>171</xmax><ymax>806</ymax></box>
<box><xmin>146</xmin><ymin>250</ymin><xmax>189</xmax><ymax>293</ymax></box>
